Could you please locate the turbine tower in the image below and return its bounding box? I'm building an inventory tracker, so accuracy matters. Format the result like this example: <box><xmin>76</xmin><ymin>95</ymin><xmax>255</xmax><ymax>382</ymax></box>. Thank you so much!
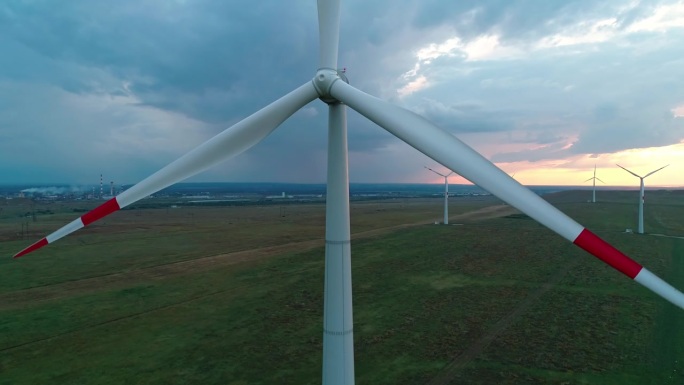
<box><xmin>617</xmin><ymin>164</ymin><xmax>668</xmax><ymax>234</ymax></box>
<box><xmin>13</xmin><ymin>1</ymin><xmax>684</xmax><ymax>383</ymax></box>
<box><xmin>585</xmin><ymin>165</ymin><xmax>605</xmax><ymax>203</ymax></box>
<box><xmin>425</xmin><ymin>166</ymin><xmax>454</xmax><ymax>224</ymax></box>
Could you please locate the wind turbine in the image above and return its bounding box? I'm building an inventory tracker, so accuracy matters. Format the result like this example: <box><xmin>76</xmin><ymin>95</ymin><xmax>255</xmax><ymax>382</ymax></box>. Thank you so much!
<box><xmin>425</xmin><ymin>166</ymin><xmax>454</xmax><ymax>224</ymax></box>
<box><xmin>617</xmin><ymin>164</ymin><xmax>668</xmax><ymax>234</ymax></box>
<box><xmin>13</xmin><ymin>1</ymin><xmax>684</xmax><ymax>383</ymax></box>
<box><xmin>585</xmin><ymin>165</ymin><xmax>605</xmax><ymax>203</ymax></box>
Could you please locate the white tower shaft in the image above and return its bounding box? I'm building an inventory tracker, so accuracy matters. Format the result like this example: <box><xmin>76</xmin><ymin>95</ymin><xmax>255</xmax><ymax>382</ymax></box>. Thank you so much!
<box><xmin>443</xmin><ymin>176</ymin><xmax>449</xmax><ymax>224</ymax></box>
<box><xmin>425</xmin><ymin>166</ymin><xmax>452</xmax><ymax>225</ymax></box>
<box><xmin>638</xmin><ymin>178</ymin><xmax>645</xmax><ymax>234</ymax></box>
<box><xmin>593</xmin><ymin>166</ymin><xmax>596</xmax><ymax>203</ymax></box>
<box><xmin>322</xmin><ymin>102</ymin><xmax>354</xmax><ymax>385</ymax></box>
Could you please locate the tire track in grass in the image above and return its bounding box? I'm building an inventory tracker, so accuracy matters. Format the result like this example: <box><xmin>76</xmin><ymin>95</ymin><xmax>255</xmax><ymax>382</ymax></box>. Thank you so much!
<box><xmin>0</xmin><ymin>205</ymin><xmax>518</xmax><ymax>310</ymax></box>
<box><xmin>0</xmin><ymin>239</ymin><xmax>326</xmax><ymax>310</ymax></box>
<box><xmin>0</xmin><ymin>207</ymin><xmax>521</xmax><ymax>353</ymax></box>
<box><xmin>0</xmin><ymin>286</ymin><xmax>241</xmax><ymax>353</ymax></box>
<box><xmin>425</xmin><ymin>256</ymin><xmax>580</xmax><ymax>385</ymax></box>
<box><xmin>0</xmin><ymin>205</ymin><xmax>520</xmax><ymax>356</ymax></box>
<box><xmin>0</xmin><ymin>263</ymin><xmax>322</xmax><ymax>353</ymax></box>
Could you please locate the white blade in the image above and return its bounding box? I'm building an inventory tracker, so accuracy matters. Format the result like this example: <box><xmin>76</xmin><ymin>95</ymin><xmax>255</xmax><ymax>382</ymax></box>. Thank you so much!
<box><xmin>617</xmin><ymin>164</ymin><xmax>643</xmax><ymax>179</ymax></box>
<box><xmin>14</xmin><ymin>82</ymin><xmax>319</xmax><ymax>258</ymax></box>
<box><xmin>333</xmin><ymin>81</ymin><xmax>582</xmax><ymax>240</ymax></box>
<box><xmin>331</xmin><ymin>80</ymin><xmax>684</xmax><ymax>309</ymax></box>
<box><xmin>644</xmin><ymin>164</ymin><xmax>668</xmax><ymax>178</ymax></box>
<box><xmin>596</xmin><ymin>177</ymin><xmax>606</xmax><ymax>184</ymax></box>
<box><xmin>318</xmin><ymin>0</ymin><xmax>341</xmax><ymax>69</ymax></box>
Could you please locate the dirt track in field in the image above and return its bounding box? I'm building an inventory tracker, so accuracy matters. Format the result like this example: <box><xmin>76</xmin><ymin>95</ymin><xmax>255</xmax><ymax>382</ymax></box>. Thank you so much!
<box><xmin>425</xmin><ymin>257</ymin><xmax>579</xmax><ymax>385</ymax></box>
<box><xmin>0</xmin><ymin>204</ymin><xmax>518</xmax><ymax>310</ymax></box>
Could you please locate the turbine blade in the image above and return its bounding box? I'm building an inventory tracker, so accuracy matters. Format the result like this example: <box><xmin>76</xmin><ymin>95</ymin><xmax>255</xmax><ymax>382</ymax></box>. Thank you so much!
<box><xmin>616</xmin><ymin>164</ymin><xmax>642</xmax><ymax>179</ymax></box>
<box><xmin>331</xmin><ymin>81</ymin><xmax>684</xmax><ymax>309</ymax></box>
<box><xmin>317</xmin><ymin>0</ymin><xmax>341</xmax><ymax>69</ymax></box>
<box><xmin>584</xmin><ymin>177</ymin><xmax>594</xmax><ymax>183</ymax></box>
<box><xmin>596</xmin><ymin>177</ymin><xmax>606</xmax><ymax>184</ymax></box>
<box><xmin>14</xmin><ymin>82</ymin><xmax>319</xmax><ymax>258</ymax></box>
<box><xmin>424</xmin><ymin>166</ymin><xmax>446</xmax><ymax>177</ymax></box>
<box><xmin>644</xmin><ymin>164</ymin><xmax>669</xmax><ymax>178</ymax></box>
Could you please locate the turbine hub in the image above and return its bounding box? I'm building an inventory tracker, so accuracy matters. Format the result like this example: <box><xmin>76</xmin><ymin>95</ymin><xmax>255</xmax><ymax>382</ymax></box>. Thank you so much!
<box><xmin>312</xmin><ymin>68</ymin><xmax>348</xmax><ymax>104</ymax></box>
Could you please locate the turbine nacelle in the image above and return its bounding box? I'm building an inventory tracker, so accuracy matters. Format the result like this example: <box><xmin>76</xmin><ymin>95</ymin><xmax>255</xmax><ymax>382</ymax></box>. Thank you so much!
<box><xmin>313</xmin><ymin>68</ymin><xmax>348</xmax><ymax>104</ymax></box>
<box><xmin>425</xmin><ymin>165</ymin><xmax>454</xmax><ymax>179</ymax></box>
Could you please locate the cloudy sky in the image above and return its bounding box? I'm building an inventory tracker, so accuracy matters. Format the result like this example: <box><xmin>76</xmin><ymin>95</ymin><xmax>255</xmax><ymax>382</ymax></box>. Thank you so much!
<box><xmin>1</xmin><ymin>0</ymin><xmax>684</xmax><ymax>187</ymax></box>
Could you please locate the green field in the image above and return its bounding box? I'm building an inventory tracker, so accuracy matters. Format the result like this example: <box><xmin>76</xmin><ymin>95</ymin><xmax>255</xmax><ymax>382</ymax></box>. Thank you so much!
<box><xmin>0</xmin><ymin>191</ymin><xmax>682</xmax><ymax>384</ymax></box>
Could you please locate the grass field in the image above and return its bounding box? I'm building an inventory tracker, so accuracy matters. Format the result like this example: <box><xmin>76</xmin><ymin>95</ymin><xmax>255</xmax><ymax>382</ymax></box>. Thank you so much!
<box><xmin>0</xmin><ymin>191</ymin><xmax>682</xmax><ymax>384</ymax></box>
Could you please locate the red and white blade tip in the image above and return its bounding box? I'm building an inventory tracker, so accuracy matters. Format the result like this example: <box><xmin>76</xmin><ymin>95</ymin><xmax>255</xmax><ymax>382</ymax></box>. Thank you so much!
<box><xmin>14</xmin><ymin>238</ymin><xmax>49</xmax><ymax>258</ymax></box>
<box><xmin>12</xmin><ymin>198</ymin><xmax>121</xmax><ymax>259</ymax></box>
<box><xmin>574</xmin><ymin>228</ymin><xmax>684</xmax><ymax>309</ymax></box>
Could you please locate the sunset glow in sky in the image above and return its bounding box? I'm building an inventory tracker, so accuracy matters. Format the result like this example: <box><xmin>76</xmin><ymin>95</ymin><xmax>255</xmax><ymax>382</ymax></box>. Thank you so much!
<box><xmin>1</xmin><ymin>1</ymin><xmax>684</xmax><ymax>187</ymax></box>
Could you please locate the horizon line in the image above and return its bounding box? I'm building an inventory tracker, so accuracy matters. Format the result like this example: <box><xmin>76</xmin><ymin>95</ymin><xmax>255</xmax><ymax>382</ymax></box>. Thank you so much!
<box><xmin>1</xmin><ymin>182</ymin><xmax>684</xmax><ymax>189</ymax></box>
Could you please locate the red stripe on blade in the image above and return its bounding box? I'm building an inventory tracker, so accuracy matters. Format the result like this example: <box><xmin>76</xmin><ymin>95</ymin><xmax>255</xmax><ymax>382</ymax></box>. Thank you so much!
<box><xmin>14</xmin><ymin>238</ymin><xmax>49</xmax><ymax>259</ymax></box>
<box><xmin>573</xmin><ymin>228</ymin><xmax>642</xmax><ymax>279</ymax></box>
<box><xmin>81</xmin><ymin>198</ymin><xmax>121</xmax><ymax>226</ymax></box>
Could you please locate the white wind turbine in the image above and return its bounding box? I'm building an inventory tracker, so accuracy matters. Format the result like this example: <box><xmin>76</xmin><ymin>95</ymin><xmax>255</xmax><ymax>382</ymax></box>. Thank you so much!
<box><xmin>13</xmin><ymin>1</ymin><xmax>684</xmax><ymax>384</ymax></box>
<box><xmin>585</xmin><ymin>165</ymin><xmax>605</xmax><ymax>203</ymax></box>
<box><xmin>617</xmin><ymin>164</ymin><xmax>668</xmax><ymax>234</ymax></box>
<box><xmin>425</xmin><ymin>166</ymin><xmax>454</xmax><ymax>225</ymax></box>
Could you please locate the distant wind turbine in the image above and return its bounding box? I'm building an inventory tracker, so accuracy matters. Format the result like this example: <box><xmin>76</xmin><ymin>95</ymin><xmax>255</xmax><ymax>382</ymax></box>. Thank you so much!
<box><xmin>425</xmin><ymin>166</ymin><xmax>454</xmax><ymax>225</ymax></box>
<box><xmin>617</xmin><ymin>164</ymin><xmax>668</xmax><ymax>234</ymax></box>
<box><xmin>585</xmin><ymin>165</ymin><xmax>605</xmax><ymax>203</ymax></box>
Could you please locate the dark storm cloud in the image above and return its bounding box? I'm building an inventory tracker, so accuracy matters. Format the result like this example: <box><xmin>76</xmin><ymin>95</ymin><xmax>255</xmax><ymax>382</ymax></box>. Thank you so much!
<box><xmin>490</xmin><ymin>142</ymin><xmax>571</xmax><ymax>163</ymax></box>
<box><xmin>2</xmin><ymin>0</ymin><xmax>684</xmax><ymax>184</ymax></box>
<box><xmin>400</xmin><ymin>21</ymin><xmax>684</xmax><ymax>160</ymax></box>
<box><xmin>571</xmin><ymin>108</ymin><xmax>684</xmax><ymax>154</ymax></box>
<box><xmin>410</xmin><ymin>99</ymin><xmax>515</xmax><ymax>133</ymax></box>
<box><xmin>0</xmin><ymin>0</ymin><xmax>318</xmax><ymax>122</ymax></box>
<box><xmin>410</xmin><ymin>0</ymin><xmax>627</xmax><ymax>42</ymax></box>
